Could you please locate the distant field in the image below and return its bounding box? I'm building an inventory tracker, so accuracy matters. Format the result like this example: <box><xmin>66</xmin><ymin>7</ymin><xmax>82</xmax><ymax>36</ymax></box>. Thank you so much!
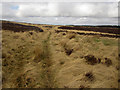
<box><xmin>1</xmin><ymin>21</ymin><xmax>119</xmax><ymax>88</ymax></box>
<box><xmin>58</xmin><ymin>25</ymin><xmax>120</xmax><ymax>34</ymax></box>
<box><xmin>57</xmin><ymin>25</ymin><xmax>120</xmax><ymax>38</ymax></box>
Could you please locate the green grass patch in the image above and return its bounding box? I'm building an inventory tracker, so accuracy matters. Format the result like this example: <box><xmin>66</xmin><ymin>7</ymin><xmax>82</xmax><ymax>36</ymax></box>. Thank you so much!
<box><xmin>94</xmin><ymin>37</ymin><xmax>118</xmax><ymax>46</ymax></box>
<box><xmin>101</xmin><ymin>39</ymin><xmax>118</xmax><ymax>46</ymax></box>
<box><xmin>94</xmin><ymin>38</ymin><xmax>100</xmax><ymax>42</ymax></box>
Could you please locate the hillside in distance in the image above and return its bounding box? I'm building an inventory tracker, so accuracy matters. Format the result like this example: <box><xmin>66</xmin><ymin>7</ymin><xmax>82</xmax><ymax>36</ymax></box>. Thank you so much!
<box><xmin>1</xmin><ymin>20</ymin><xmax>120</xmax><ymax>88</ymax></box>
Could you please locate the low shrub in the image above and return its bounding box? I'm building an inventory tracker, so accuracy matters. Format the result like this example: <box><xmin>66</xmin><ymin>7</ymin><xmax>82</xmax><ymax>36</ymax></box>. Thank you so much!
<box><xmin>104</xmin><ymin>58</ymin><xmax>112</xmax><ymax>67</ymax></box>
<box><xmin>67</xmin><ymin>33</ymin><xmax>76</xmax><ymax>39</ymax></box>
<box><xmin>85</xmin><ymin>71</ymin><xmax>94</xmax><ymax>81</ymax></box>
<box><xmin>84</xmin><ymin>55</ymin><xmax>97</xmax><ymax>65</ymax></box>
<box><xmin>60</xmin><ymin>61</ymin><xmax>65</xmax><ymax>65</ymax></box>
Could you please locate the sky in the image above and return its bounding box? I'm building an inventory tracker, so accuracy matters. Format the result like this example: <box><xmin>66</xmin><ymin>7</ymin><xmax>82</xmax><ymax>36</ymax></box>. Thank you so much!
<box><xmin>0</xmin><ymin>0</ymin><xmax>120</xmax><ymax>25</ymax></box>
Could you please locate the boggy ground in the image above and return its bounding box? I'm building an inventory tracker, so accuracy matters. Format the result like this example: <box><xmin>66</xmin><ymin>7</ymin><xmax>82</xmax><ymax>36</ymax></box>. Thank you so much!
<box><xmin>2</xmin><ymin>21</ymin><xmax>119</xmax><ymax>88</ymax></box>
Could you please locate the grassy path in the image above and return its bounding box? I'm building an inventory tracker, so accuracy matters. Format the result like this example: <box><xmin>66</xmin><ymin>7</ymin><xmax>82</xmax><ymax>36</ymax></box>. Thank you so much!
<box><xmin>2</xmin><ymin>30</ymin><xmax>57</xmax><ymax>88</ymax></box>
<box><xmin>40</xmin><ymin>31</ymin><xmax>56</xmax><ymax>88</ymax></box>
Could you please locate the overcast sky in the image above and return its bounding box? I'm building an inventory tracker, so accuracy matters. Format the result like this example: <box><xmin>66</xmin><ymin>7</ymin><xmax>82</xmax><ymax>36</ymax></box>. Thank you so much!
<box><xmin>1</xmin><ymin>0</ymin><xmax>120</xmax><ymax>25</ymax></box>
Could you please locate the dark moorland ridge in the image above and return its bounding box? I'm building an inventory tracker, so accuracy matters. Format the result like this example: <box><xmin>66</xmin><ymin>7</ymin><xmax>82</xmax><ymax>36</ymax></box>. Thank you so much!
<box><xmin>58</xmin><ymin>26</ymin><xmax>120</xmax><ymax>34</ymax></box>
<box><xmin>55</xmin><ymin>30</ymin><xmax>120</xmax><ymax>38</ymax></box>
<box><xmin>1</xmin><ymin>20</ymin><xmax>120</xmax><ymax>38</ymax></box>
<box><xmin>1</xmin><ymin>21</ymin><xmax>43</xmax><ymax>32</ymax></box>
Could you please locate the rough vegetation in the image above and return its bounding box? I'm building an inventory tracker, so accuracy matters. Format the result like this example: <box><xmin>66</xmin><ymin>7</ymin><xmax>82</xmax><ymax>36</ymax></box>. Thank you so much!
<box><xmin>2</xmin><ymin>21</ymin><xmax>119</xmax><ymax>88</ymax></box>
<box><xmin>58</xmin><ymin>25</ymin><xmax>120</xmax><ymax>34</ymax></box>
<box><xmin>2</xmin><ymin>21</ymin><xmax>43</xmax><ymax>32</ymax></box>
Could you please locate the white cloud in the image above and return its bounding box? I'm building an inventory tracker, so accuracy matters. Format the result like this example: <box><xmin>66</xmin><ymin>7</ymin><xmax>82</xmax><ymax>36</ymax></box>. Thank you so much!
<box><xmin>13</xmin><ymin>2</ymin><xmax>118</xmax><ymax>17</ymax></box>
<box><xmin>73</xmin><ymin>3</ymin><xmax>118</xmax><ymax>17</ymax></box>
<box><xmin>1</xmin><ymin>0</ymin><xmax>120</xmax><ymax>2</ymax></box>
<box><xmin>0</xmin><ymin>3</ymin><xmax>2</xmax><ymax>19</ymax></box>
<box><xmin>16</xmin><ymin>3</ymin><xmax>59</xmax><ymax>17</ymax></box>
<box><xmin>108</xmin><ymin>3</ymin><xmax>118</xmax><ymax>17</ymax></box>
<box><xmin>74</xmin><ymin>3</ymin><xmax>96</xmax><ymax>16</ymax></box>
<box><xmin>2</xmin><ymin>3</ymin><xmax>18</xmax><ymax>18</ymax></box>
<box><xmin>1</xmin><ymin>2</ymin><xmax>119</xmax><ymax>25</ymax></box>
<box><xmin>2</xmin><ymin>16</ymin><xmax>118</xmax><ymax>25</ymax></box>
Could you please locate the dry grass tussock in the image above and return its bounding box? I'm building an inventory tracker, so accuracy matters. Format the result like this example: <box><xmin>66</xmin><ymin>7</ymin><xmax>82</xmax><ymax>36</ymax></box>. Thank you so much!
<box><xmin>67</xmin><ymin>33</ymin><xmax>76</xmax><ymax>39</ymax></box>
<box><xmin>2</xmin><ymin>21</ymin><xmax>119</xmax><ymax>88</ymax></box>
<box><xmin>60</xmin><ymin>39</ymin><xmax>71</xmax><ymax>55</ymax></box>
<box><xmin>33</xmin><ymin>45</ymin><xmax>45</xmax><ymax>63</ymax></box>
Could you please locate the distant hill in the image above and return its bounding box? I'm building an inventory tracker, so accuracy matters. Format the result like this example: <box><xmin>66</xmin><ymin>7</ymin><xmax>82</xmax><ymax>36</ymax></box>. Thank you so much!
<box><xmin>1</xmin><ymin>20</ymin><xmax>43</xmax><ymax>32</ymax></box>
